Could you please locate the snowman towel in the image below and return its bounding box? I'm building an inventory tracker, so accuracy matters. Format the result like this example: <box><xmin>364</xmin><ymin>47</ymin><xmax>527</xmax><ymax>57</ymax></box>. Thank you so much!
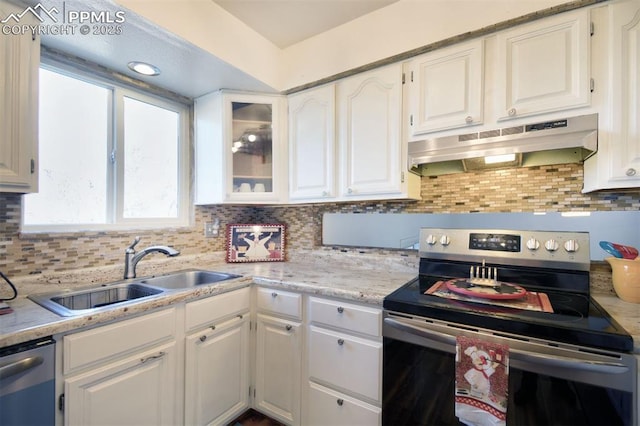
<box><xmin>455</xmin><ymin>336</ymin><xmax>509</xmax><ymax>426</ymax></box>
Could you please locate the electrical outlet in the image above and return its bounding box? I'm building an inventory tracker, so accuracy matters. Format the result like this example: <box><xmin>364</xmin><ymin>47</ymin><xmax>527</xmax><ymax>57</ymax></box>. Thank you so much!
<box><xmin>204</xmin><ymin>221</ymin><xmax>219</xmax><ymax>238</ymax></box>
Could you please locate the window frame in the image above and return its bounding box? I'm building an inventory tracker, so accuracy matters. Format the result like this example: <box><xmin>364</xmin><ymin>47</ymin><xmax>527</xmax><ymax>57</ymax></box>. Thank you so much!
<box><xmin>22</xmin><ymin>60</ymin><xmax>191</xmax><ymax>233</ymax></box>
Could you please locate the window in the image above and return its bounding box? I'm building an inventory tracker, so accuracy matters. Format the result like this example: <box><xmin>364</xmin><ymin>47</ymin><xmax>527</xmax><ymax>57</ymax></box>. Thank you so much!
<box><xmin>23</xmin><ymin>64</ymin><xmax>190</xmax><ymax>231</ymax></box>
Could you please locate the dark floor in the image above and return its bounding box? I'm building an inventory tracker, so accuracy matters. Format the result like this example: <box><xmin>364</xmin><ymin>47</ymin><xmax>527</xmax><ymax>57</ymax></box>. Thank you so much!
<box><xmin>229</xmin><ymin>409</ymin><xmax>285</xmax><ymax>426</ymax></box>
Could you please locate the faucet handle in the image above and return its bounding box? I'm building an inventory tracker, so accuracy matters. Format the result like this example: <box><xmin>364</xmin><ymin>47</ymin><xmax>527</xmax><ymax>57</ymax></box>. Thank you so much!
<box><xmin>127</xmin><ymin>236</ymin><xmax>141</xmax><ymax>252</ymax></box>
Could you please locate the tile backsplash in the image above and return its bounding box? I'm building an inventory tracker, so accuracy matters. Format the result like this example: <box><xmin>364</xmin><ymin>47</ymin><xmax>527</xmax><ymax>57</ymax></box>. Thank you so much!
<box><xmin>1</xmin><ymin>163</ymin><xmax>639</xmax><ymax>278</ymax></box>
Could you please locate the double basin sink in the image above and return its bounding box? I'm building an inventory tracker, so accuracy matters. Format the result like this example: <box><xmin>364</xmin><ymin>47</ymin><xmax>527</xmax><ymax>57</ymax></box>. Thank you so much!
<box><xmin>28</xmin><ymin>270</ymin><xmax>242</xmax><ymax>317</ymax></box>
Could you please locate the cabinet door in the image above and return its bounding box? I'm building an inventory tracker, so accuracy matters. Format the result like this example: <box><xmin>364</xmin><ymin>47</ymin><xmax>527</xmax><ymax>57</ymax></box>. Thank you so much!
<box><xmin>194</xmin><ymin>92</ymin><xmax>285</xmax><ymax>204</ymax></box>
<box><xmin>255</xmin><ymin>313</ymin><xmax>302</xmax><ymax>425</ymax></box>
<box><xmin>185</xmin><ymin>314</ymin><xmax>250</xmax><ymax>426</ymax></box>
<box><xmin>288</xmin><ymin>84</ymin><xmax>337</xmax><ymax>201</ymax></box>
<box><xmin>65</xmin><ymin>341</ymin><xmax>178</xmax><ymax>426</ymax></box>
<box><xmin>606</xmin><ymin>0</ymin><xmax>640</xmax><ymax>185</ymax></box>
<box><xmin>406</xmin><ymin>39</ymin><xmax>484</xmax><ymax>136</ymax></box>
<box><xmin>496</xmin><ymin>9</ymin><xmax>590</xmax><ymax>120</ymax></box>
<box><xmin>337</xmin><ymin>64</ymin><xmax>404</xmax><ymax>197</ymax></box>
<box><xmin>0</xmin><ymin>0</ymin><xmax>39</xmax><ymax>193</ymax></box>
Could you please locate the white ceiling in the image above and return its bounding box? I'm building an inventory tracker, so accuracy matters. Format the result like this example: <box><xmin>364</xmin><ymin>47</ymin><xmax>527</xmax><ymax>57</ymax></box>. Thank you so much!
<box><xmin>213</xmin><ymin>0</ymin><xmax>398</xmax><ymax>48</ymax></box>
<box><xmin>36</xmin><ymin>0</ymin><xmax>397</xmax><ymax>99</ymax></box>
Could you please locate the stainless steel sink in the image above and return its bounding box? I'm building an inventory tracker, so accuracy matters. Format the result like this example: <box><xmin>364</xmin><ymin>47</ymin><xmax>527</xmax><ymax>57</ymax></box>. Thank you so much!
<box><xmin>139</xmin><ymin>269</ymin><xmax>242</xmax><ymax>290</ymax></box>
<box><xmin>29</xmin><ymin>282</ymin><xmax>165</xmax><ymax>317</ymax></box>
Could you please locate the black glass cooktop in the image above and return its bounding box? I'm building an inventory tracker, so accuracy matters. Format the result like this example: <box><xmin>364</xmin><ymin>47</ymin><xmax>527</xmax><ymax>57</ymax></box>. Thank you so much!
<box><xmin>384</xmin><ymin>260</ymin><xmax>633</xmax><ymax>352</ymax></box>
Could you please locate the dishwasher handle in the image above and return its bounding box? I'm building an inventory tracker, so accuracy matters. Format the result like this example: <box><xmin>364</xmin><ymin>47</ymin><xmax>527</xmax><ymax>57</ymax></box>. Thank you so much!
<box><xmin>0</xmin><ymin>356</ymin><xmax>44</xmax><ymax>380</ymax></box>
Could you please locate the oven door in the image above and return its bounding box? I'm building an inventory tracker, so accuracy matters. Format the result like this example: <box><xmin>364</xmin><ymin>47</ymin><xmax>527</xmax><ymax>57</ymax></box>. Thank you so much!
<box><xmin>383</xmin><ymin>312</ymin><xmax>637</xmax><ymax>426</ymax></box>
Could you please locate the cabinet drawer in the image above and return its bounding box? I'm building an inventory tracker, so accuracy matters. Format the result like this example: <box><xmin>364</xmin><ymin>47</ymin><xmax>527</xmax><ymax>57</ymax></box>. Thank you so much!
<box><xmin>308</xmin><ymin>326</ymin><xmax>381</xmax><ymax>402</ymax></box>
<box><xmin>306</xmin><ymin>382</ymin><xmax>381</xmax><ymax>426</ymax></box>
<box><xmin>63</xmin><ymin>307</ymin><xmax>176</xmax><ymax>374</ymax></box>
<box><xmin>186</xmin><ymin>287</ymin><xmax>250</xmax><ymax>331</ymax></box>
<box><xmin>308</xmin><ymin>297</ymin><xmax>381</xmax><ymax>337</ymax></box>
<box><xmin>256</xmin><ymin>287</ymin><xmax>301</xmax><ymax>319</ymax></box>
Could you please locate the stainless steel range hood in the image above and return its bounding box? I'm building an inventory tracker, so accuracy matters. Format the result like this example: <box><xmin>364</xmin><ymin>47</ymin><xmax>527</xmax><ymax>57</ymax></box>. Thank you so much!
<box><xmin>408</xmin><ymin>113</ymin><xmax>598</xmax><ymax>176</ymax></box>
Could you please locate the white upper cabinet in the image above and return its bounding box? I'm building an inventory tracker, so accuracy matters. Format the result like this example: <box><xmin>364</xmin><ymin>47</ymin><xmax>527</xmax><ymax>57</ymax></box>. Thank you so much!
<box><xmin>0</xmin><ymin>0</ymin><xmax>39</xmax><ymax>193</ymax></box>
<box><xmin>287</xmin><ymin>64</ymin><xmax>420</xmax><ymax>203</ymax></box>
<box><xmin>583</xmin><ymin>0</ymin><xmax>640</xmax><ymax>191</ymax></box>
<box><xmin>195</xmin><ymin>91</ymin><xmax>286</xmax><ymax>204</ymax></box>
<box><xmin>288</xmin><ymin>84</ymin><xmax>337</xmax><ymax>201</ymax></box>
<box><xmin>337</xmin><ymin>63</ymin><xmax>420</xmax><ymax>200</ymax></box>
<box><xmin>405</xmin><ymin>39</ymin><xmax>484</xmax><ymax>137</ymax></box>
<box><xmin>495</xmin><ymin>9</ymin><xmax>591</xmax><ymax>121</ymax></box>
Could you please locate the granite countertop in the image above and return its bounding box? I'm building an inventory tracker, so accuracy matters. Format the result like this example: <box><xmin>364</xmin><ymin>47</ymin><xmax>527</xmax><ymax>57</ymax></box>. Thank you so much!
<box><xmin>1</xmin><ymin>251</ymin><xmax>638</xmax><ymax>354</ymax></box>
<box><xmin>0</xmin><ymin>251</ymin><xmax>416</xmax><ymax>348</ymax></box>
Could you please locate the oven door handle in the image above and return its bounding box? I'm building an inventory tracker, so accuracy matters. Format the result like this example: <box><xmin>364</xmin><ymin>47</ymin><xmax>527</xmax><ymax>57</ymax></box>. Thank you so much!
<box><xmin>383</xmin><ymin>317</ymin><xmax>630</xmax><ymax>375</ymax></box>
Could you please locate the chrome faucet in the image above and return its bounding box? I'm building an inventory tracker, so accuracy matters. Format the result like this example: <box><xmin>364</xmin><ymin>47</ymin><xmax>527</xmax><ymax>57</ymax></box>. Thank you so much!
<box><xmin>124</xmin><ymin>236</ymin><xmax>180</xmax><ymax>279</ymax></box>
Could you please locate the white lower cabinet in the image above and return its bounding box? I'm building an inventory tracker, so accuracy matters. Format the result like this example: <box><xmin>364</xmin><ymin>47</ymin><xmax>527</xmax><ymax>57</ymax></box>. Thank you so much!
<box><xmin>62</xmin><ymin>308</ymin><xmax>179</xmax><ymax>426</ymax></box>
<box><xmin>60</xmin><ymin>288</ymin><xmax>252</xmax><ymax>426</ymax></box>
<box><xmin>184</xmin><ymin>287</ymin><xmax>251</xmax><ymax>426</ymax></box>
<box><xmin>59</xmin><ymin>286</ymin><xmax>384</xmax><ymax>426</ymax></box>
<box><xmin>255</xmin><ymin>313</ymin><xmax>302</xmax><ymax>425</ymax></box>
<box><xmin>254</xmin><ymin>287</ymin><xmax>303</xmax><ymax>425</ymax></box>
<box><xmin>306</xmin><ymin>382</ymin><xmax>381</xmax><ymax>426</ymax></box>
<box><xmin>65</xmin><ymin>341</ymin><xmax>178</xmax><ymax>426</ymax></box>
<box><xmin>304</xmin><ymin>296</ymin><xmax>383</xmax><ymax>426</ymax></box>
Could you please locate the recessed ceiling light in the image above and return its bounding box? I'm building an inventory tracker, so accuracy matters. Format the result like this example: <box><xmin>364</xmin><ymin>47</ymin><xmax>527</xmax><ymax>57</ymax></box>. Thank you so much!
<box><xmin>127</xmin><ymin>61</ymin><xmax>161</xmax><ymax>76</ymax></box>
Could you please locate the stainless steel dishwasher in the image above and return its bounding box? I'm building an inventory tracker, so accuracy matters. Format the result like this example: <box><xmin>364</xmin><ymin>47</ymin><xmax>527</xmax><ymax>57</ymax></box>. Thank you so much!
<box><xmin>0</xmin><ymin>337</ymin><xmax>56</xmax><ymax>425</ymax></box>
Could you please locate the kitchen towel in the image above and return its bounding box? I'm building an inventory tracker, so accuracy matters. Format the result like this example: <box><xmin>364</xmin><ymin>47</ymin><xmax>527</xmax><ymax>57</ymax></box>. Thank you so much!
<box><xmin>455</xmin><ymin>335</ymin><xmax>509</xmax><ymax>426</ymax></box>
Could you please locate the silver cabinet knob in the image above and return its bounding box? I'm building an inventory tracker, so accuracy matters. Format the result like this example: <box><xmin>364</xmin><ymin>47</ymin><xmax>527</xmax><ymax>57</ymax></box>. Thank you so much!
<box><xmin>337</xmin><ymin>339</ymin><xmax>345</xmax><ymax>346</ymax></box>
<box><xmin>322</xmin><ymin>191</ymin><xmax>329</xmax><ymax>196</ymax></box>
<box><xmin>564</xmin><ymin>239</ymin><xmax>579</xmax><ymax>253</ymax></box>
<box><xmin>271</xmin><ymin>292</ymin><xmax>277</xmax><ymax>298</ymax></box>
<box><xmin>508</xmin><ymin>108</ymin><xmax>517</xmax><ymax>116</ymax></box>
<box><xmin>347</xmin><ymin>188</ymin><xmax>353</xmax><ymax>194</ymax></box>
<box><xmin>465</xmin><ymin>116</ymin><xmax>473</xmax><ymax>123</ymax></box>
<box><xmin>545</xmin><ymin>239</ymin><xmax>559</xmax><ymax>252</ymax></box>
<box><xmin>337</xmin><ymin>306</ymin><xmax>344</xmax><ymax>314</ymax></box>
<box><xmin>199</xmin><ymin>335</ymin><xmax>207</xmax><ymax>342</ymax></box>
<box><xmin>626</xmin><ymin>168</ymin><xmax>637</xmax><ymax>177</ymax></box>
<box><xmin>285</xmin><ymin>325</ymin><xmax>292</xmax><ymax>331</ymax></box>
<box><xmin>337</xmin><ymin>399</ymin><xmax>344</xmax><ymax>406</ymax></box>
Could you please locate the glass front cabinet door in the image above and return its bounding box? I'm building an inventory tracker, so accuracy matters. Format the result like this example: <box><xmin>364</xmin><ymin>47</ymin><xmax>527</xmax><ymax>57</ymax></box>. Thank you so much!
<box><xmin>195</xmin><ymin>91</ymin><xmax>286</xmax><ymax>204</ymax></box>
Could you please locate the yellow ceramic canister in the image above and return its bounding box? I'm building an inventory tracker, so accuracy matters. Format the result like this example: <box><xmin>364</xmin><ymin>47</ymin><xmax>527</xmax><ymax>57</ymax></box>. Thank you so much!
<box><xmin>605</xmin><ymin>257</ymin><xmax>640</xmax><ymax>303</ymax></box>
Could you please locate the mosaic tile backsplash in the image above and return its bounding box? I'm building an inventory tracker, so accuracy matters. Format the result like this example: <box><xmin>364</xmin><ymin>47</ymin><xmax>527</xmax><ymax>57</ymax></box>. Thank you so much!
<box><xmin>1</xmin><ymin>163</ymin><xmax>639</xmax><ymax>278</ymax></box>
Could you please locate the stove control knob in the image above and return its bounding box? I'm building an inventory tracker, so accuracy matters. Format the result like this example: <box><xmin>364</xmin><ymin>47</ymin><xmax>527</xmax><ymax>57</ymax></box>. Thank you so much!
<box><xmin>526</xmin><ymin>237</ymin><xmax>540</xmax><ymax>251</ymax></box>
<box><xmin>426</xmin><ymin>234</ymin><xmax>438</xmax><ymax>245</ymax></box>
<box><xmin>564</xmin><ymin>239</ymin><xmax>579</xmax><ymax>253</ymax></box>
<box><xmin>440</xmin><ymin>235</ymin><xmax>451</xmax><ymax>246</ymax></box>
<box><xmin>544</xmin><ymin>239</ymin><xmax>559</xmax><ymax>252</ymax></box>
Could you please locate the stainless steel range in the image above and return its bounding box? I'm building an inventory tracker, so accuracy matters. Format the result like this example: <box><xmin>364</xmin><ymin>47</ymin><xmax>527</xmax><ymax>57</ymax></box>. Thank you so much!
<box><xmin>383</xmin><ymin>228</ymin><xmax>636</xmax><ymax>426</ymax></box>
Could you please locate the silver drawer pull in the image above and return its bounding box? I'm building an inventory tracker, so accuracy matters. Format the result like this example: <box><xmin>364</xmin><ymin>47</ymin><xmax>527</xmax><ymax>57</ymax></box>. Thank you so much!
<box><xmin>286</xmin><ymin>325</ymin><xmax>292</xmax><ymax>331</ymax></box>
<box><xmin>337</xmin><ymin>338</ymin><xmax>345</xmax><ymax>346</ymax></box>
<box><xmin>337</xmin><ymin>306</ymin><xmax>344</xmax><ymax>314</ymax></box>
<box><xmin>140</xmin><ymin>351</ymin><xmax>165</xmax><ymax>364</ymax></box>
<box><xmin>337</xmin><ymin>399</ymin><xmax>344</xmax><ymax>406</ymax></box>
<box><xmin>210</xmin><ymin>325</ymin><xmax>216</xmax><ymax>330</ymax></box>
<box><xmin>200</xmin><ymin>335</ymin><xmax>207</xmax><ymax>342</ymax></box>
